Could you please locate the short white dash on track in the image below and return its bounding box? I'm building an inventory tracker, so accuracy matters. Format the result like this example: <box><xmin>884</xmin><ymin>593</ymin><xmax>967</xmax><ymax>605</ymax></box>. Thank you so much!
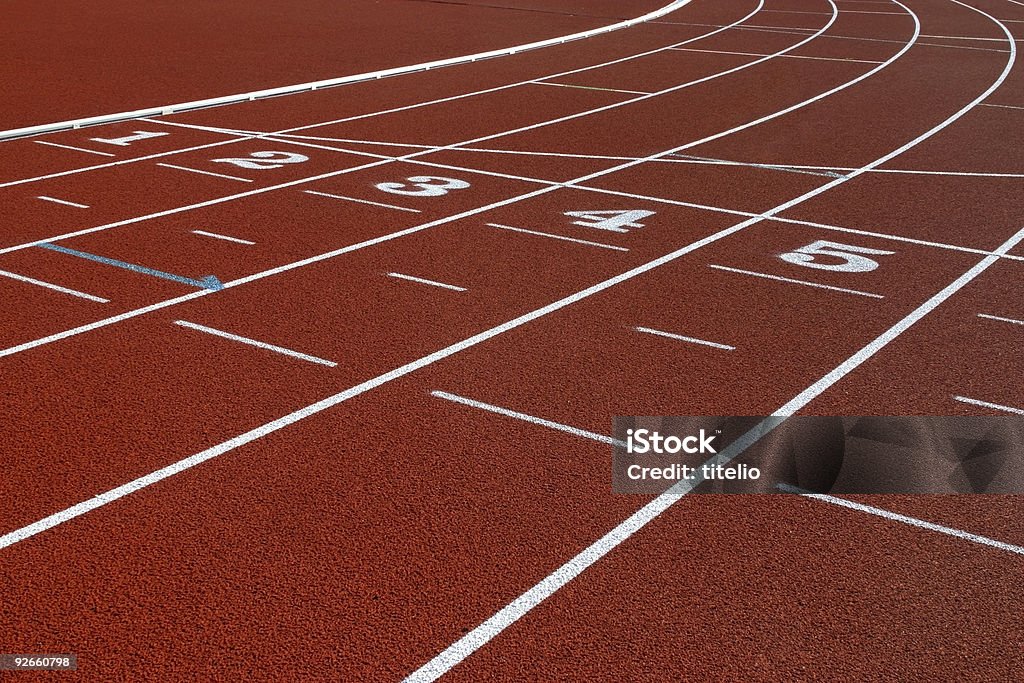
<box><xmin>0</xmin><ymin>268</ymin><xmax>109</xmax><ymax>303</ymax></box>
<box><xmin>486</xmin><ymin>223</ymin><xmax>628</xmax><ymax>251</ymax></box>
<box><xmin>157</xmin><ymin>163</ymin><xmax>253</xmax><ymax>183</ymax></box>
<box><xmin>387</xmin><ymin>272</ymin><xmax>466</xmax><ymax>292</ymax></box>
<box><xmin>191</xmin><ymin>229</ymin><xmax>256</xmax><ymax>245</ymax></box>
<box><xmin>432</xmin><ymin>390</ymin><xmax>620</xmax><ymax>445</ymax></box>
<box><xmin>303</xmin><ymin>190</ymin><xmax>421</xmax><ymax>213</ymax></box>
<box><xmin>952</xmin><ymin>395</ymin><xmax>1024</xmax><ymax>415</ymax></box>
<box><xmin>529</xmin><ymin>80</ymin><xmax>652</xmax><ymax>95</ymax></box>
<box><xmin>708</xmin><ymin>264</ymin><xmax>885</xmax><ymax>299</ymax></box>
<box><xmin>34</xmin><ymin>140</ymin><xmax>115</xmax><ymax>157</ymax></box>
<box><xmin>37</xmin><ymin>195</ymin><xmax>89</xmax><ymax>209</ymax></box>
<box><xmin>634</xmin><ymin>326</ymin><xmax>735</xmax><ymax>350</ymax></box>
<box><xmin>780</xmin><ymin>484</ymin><xmax>1024</xmax><ymax>556</ymax></box>
<box><xmin>977</xmin><ymin>312</ymin><xmax>1024</xmax><ymax>326</ymax></box>
<box><xmin>175</xmin><ymin>320</ymin><xmax>337</xmax><ymax>367</ymax></box>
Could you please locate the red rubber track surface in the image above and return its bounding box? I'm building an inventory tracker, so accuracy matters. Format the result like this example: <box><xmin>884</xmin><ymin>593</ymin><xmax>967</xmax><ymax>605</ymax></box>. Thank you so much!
<box><xmin>1</xmin><ymin>0</ymin><xmax>1023</xmax><ymax>680</ymax></box>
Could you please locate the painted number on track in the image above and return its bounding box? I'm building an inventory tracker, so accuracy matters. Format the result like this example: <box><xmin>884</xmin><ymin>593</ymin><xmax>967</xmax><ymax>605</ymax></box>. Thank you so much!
<box><xmin>779</xmin><ymin>240</ymin><xmax>895</xmax><ymax>273</ymax></box>
<box><xmin>212</xmin><ymin>151</ymin><xmax>310</xmax><ymax>170</ymax></box>
<box><xmin>375</xmin><ymin>176</ymin><xmax>471</xmax><ymax>197</ymax></box>
<box><xmin>565</xmin><ymin>209</ymin><xmax>656</xmax><ymax>233</ymax></box>
<box><xmin>90</xmin><ymin>130</ymin><xmax>169</xmax><ymax>146</ymax></box>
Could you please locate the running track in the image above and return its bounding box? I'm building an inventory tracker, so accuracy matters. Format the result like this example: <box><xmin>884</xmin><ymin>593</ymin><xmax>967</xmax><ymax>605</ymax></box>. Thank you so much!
<box><xmin>1</xmin><ymin>0</ymin><xmax>1023</xmax><ymax>679</ymax></box>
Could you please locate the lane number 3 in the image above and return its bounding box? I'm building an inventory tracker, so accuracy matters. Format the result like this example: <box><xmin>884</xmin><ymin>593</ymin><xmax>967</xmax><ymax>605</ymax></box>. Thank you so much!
<box><xmin>376</xmin><ymin>176</ymin><xmax>471</xmax><ymax>196</ymax></box>
<box><xmin>779</xmin><ymin>240</ymin><xmax>895</xmax><ymax>273</ymax></box>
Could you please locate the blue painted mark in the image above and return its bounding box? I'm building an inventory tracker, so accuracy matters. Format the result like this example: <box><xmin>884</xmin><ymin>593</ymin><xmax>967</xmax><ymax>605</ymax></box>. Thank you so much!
<box><xmin>38</xmin><ymin>243</ymin><xmax>224</xmax><ymax>291</ymax></box>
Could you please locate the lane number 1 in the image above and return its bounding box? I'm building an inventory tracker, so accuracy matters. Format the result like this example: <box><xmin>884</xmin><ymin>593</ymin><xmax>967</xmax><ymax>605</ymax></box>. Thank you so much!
<box><xmin>90</xmin><ymin>130</ymin><xmax>169</xmax><ymax>146</ymax></box>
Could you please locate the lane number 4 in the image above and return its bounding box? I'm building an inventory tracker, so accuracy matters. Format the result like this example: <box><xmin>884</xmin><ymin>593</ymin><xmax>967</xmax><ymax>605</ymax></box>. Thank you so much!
<box><xmin>565</xmin><ymin>209</ymin><xmax>656</xmax><ymax>233</ymax></box>
<box><xmin>779</xmin><ymin>240</ymin><xmax>895</xmax><ymax>273</ymax></box>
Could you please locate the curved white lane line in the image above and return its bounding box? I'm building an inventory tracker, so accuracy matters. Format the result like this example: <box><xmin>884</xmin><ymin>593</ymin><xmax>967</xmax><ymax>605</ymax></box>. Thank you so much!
<box><xmin>0</xmin><ymin>0</ymin><xmax>694</xmax><ymax>142</ymax></box>
<box><xmin>0</xmin><ymin>0</ymin><xmax>763</xmax><ymax>190</ymax></box>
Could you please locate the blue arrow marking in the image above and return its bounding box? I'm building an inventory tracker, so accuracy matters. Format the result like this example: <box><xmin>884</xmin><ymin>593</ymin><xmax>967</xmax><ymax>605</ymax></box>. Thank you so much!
<box><xmin>37</xmin><ymin>243</ymin><xmax>224</xmax><ymax>291</ymax></box>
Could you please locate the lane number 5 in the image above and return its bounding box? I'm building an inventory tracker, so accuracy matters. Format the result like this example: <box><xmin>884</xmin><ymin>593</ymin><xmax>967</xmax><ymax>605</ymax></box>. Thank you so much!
<box><xmin>779</xmin><ymin>240</ymin><xmax>895</xmax><ymax>273</ymax></box>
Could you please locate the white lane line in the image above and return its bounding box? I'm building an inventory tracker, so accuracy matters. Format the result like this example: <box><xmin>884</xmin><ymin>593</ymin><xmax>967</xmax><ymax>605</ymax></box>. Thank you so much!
<box><xmin>981</xmin><ymin>102</ymin><xmax>1024</xmax><ymax>110</ymax></box>
<box><xmin>634</xmin><ymin>326</ymin><xmax>735</xmax><ymax>351</ymax></box>
<box><xmin>34</xmin><ymin>140</ymin><xmax>115</xmax><ymax>157</ymax></box>
<box><xmin>485</xmin><ymin>223</ymin><xmax>628</xmax><ymax>251</ymax></box>
<box><xmin>0</xmin><ymin>269</ymin><xmax>109</xmax><ymax>303</ymax></box>
<box><xmin>37</xmin><ymin>195</ymin><xmax>89</xmax><ymax>209</ymax></box>
<box><xmin>977</xmin><ymin>312</ymin><xmax>1024</xmax><ymax>326</ymax></box>
<box><xmin>303</xmin><ymin>190</ymin><xmax>421</xmax><ymax>213</ymax></box>
<box><xmin>529</xmin><ymin>80</ymin><xmax>652</xmax><ymax>95</ymax></box>
<box><xmin>953</xmin><ymin>396</ymin><xmax>1024</xmax><ymax>415</ymax></box>
<box><xmin>432</xmin><ymin>391</ymin><xmax>619</xmax><ymax>445</ymax></box>
<box><xmin>0</xmin><ymin>0</ymin><xmax>694</xmax><ymax>141</ymax></box>
<box><xmin>708</xmin><ymin>264</ymin><xmax>885</xmax><ymax>299</ymax></box>
<box><xmin>174</xmin><ymin>320</ymin><xmax>337</xmax><ymax>367</ymax></box>
<box><xmin>191</xmin><ymin>229</ymin><xmax>256</xmax><ymax>245</ymax></box>
<box><xmin>779</xmin><ymin>485</ymin><xmax>1024</xmax><ymax>556</ymax></box>
<box><xmin>669</xmin><ymin>46</ymin><xmax>883</xmax><ymax>64</ymax></box>
<box><xmin>156</xmin><ymin>163</ymin><xmax>253</xmax><ymax>183</ymax></box>
<box><xmin>387</xmin><ymin>272</ymin><xmax>467</xmax><ymax>292</ymax></box>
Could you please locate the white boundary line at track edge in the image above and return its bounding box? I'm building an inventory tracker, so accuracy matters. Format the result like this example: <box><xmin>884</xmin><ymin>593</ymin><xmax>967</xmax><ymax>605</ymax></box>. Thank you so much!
<box><xmin>0</xmin><ymin>0</ymin><xmax>693</xmax><ymax>141</ymax></box>
<box><xmin>0</xmin><ymin>1</ymin><xmax>759</xmax><ymax>191</ymax></box>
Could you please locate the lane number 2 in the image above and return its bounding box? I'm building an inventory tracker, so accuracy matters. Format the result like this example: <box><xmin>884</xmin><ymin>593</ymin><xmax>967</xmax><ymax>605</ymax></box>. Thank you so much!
<box><xmin>779</xmin><ymin>240</ymin><xmax>895</xmax><ymax>273</ymax></box>
<box><xmin>565</xmin><ymin>209</ymin><xmax>656</xmax><ymax>233</ymax></box>
<box><xmin>212</xmin><ymin>151</ymin><xmax>310</xmax><ymax>170</ymax></box>
<box><xmin>375</xmin><ymin>176</ymin><xmax>471</xmax><ymax>197</ymax></box>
